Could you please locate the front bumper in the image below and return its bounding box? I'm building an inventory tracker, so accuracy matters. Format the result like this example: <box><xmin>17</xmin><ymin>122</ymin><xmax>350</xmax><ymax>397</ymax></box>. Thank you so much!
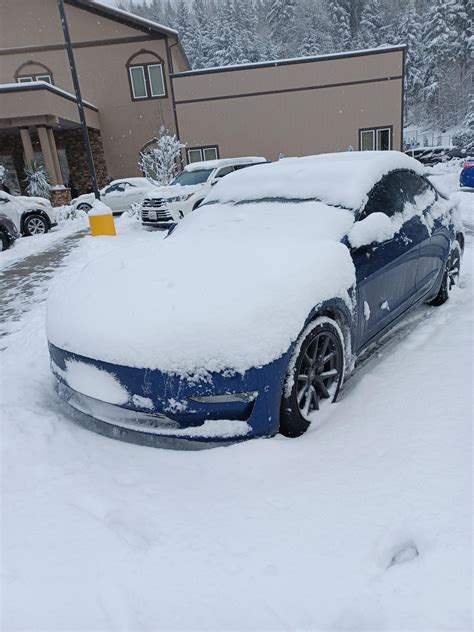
<box><xmin>49</xmin><ymin>343</ymin><xmax>289</xmax><ymax>448</ymax></box>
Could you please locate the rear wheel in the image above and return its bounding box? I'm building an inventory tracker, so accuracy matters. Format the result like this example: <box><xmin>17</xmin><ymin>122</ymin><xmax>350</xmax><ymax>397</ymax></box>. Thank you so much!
<box><xmin>428</xmin><ymin>241</ymin><xmax>461</xmax><ymax>306</ymax></box>
<box><xmin>23</xmin><ymin>213</ymin><xmax>49</xmax><ymax>236</ymax></box>
<box><xmin>280</xmin><ymin>318</ymin><xmax>345</xmax><ymax>437</ymax></box>
<box><xmin>77</xmin><ymin>203</ymin><xmax>92</xmax><ymax>212</ymax></box>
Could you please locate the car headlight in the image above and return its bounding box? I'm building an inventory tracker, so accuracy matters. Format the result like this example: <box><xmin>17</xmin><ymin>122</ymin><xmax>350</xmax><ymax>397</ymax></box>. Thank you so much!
<box><xmin>167</xmin><ymin>193</ymin><xmax>194</xmax><ymax>203</ymax></box>
<box><xmin>189</xmin><ymin>392</ymin><xmax>258</xmax><ymax>404</ymax></box>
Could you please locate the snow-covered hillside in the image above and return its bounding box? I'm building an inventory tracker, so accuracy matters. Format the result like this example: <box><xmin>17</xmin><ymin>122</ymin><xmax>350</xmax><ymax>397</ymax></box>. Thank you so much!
<box><xmin>1</xmin><ymin>167</ymin><xmax>472</xmax><ymax>630</ymax></box>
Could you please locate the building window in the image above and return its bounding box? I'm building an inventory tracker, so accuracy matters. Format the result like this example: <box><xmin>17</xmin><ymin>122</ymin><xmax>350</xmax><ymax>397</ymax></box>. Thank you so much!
<box><xmin>187</xmin><ymin>146</ymin><xmax>219</xmax><ymax>163</ymax></box>
<box><xmin>17</xmin><ymin>74</ymin><xmax>52</xmax><ymax>84</ymax></box>
<box><xmin>359</xmin><ymin>127</ymin><xmax>392</xmax><ymax>151</ymax></box>
<box><xmin>128</xmin><ymin>63</ymin><xmax>165</xmax><ymax>100</ymax></box>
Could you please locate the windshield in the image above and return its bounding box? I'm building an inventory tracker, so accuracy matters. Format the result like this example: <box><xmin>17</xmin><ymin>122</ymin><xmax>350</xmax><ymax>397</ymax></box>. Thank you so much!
<box><xmin>171</xmin><ymin>169</ymin><xmax>213</xmax><ymax>186</ymax></box>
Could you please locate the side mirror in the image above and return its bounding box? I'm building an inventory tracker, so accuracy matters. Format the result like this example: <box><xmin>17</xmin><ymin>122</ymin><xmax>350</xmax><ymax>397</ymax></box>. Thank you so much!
<box><xmin>210</xmin><ymin>178</ymin><xmax>219</xmax><ymax>186</ymax></box>
<box><xmin>348</xmin><ymin>213</ymin><xmax>395</xmax><ymax>249</ymax></box>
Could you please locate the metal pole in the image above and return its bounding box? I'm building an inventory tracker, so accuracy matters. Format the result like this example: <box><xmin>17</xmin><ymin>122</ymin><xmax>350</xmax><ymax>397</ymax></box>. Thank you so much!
<box><xmin>57</xmin><ymin>0</ymin><xmax>100</xmax><ymax>199</ymax></box>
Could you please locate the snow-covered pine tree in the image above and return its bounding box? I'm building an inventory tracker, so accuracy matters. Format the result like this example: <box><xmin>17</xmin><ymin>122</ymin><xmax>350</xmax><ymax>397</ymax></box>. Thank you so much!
<box><xmin>357</xmin><ymin>0</ymin><xmax>384</xmax><ymax>49</ymax></box>
<box><xmin>397</xmin><ymin>0</ymin><xmax>423</xmax><ymax>123</ymax></box>
<box><xmin>24</xmin><ymin>161</ymin><xmax>50</xmax><ymax>199</ymax></box>
<box><xmin>173</xmin><ymin>0</ymin><xmax>195</xmax><ymax>64</ymax></box>
<box><xmin>300</xmin><ymin>10</ymin><xmax>322</xmax><ymax>57</ymax></box>
<box><xmin>267</xmin><ymin>0</ymin><xmax>298</xmax><ymax>57</ymax></box>
<box><xmin>421</xmin><ymin>0</ymin><xmax>458</xmax><ymax>126</ymax></box>
<box><xmin>327</xmin><ymin>0</ymin><xmax>351</xmax><ymax>51</ymax></box>
<box><xmin>213</xmin><ymin>0</ymin><xmax>250</xmax><ymax>66</ymax></box>
<box><xmin>138</xmin><ymin>127</ymin><xmax>185</xmax><ymax>186</ymax></box>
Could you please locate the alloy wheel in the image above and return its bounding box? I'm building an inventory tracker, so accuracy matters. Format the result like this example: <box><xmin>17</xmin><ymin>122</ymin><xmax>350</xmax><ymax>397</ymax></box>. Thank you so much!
<box><xmin>26</xmin><ymin>217</ymin><xmax>47</xmax><ymax>235</ymax></box>
<box><xmin>296</xmin><ymin>331</ymin><xmax>342</xmax><ymax>417</ymax></box>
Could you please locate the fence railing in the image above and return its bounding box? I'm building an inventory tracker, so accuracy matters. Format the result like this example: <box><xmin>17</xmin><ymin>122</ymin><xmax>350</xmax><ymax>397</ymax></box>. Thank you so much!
<box><xmin>403</xmin><ymin>131</ymin><xmax>453</xmax><ymax>149</ymax></box>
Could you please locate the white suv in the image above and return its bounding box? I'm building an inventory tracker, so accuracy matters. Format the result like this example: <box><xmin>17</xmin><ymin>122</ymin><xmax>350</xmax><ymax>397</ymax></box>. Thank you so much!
<box><xmin>0</xmin><ymin>191</ymin><xmax>57</xmax><ymax>236</ymax></box>
<box><xmin>140</xmin><ymin>157</ymin><xmax>266</xmax><ymax>228</ymax></box>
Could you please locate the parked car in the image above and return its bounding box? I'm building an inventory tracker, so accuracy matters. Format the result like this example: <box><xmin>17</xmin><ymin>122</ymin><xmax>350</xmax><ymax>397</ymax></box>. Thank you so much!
<box><xmin>0</xmin><ymin>191</ymin><xmax>56</xmax><ymax>236</ymax></box>
<box><xmin>47</xmin><ymin>151</ymin><xmax>463</xmax><ymax>447</ymax></box>
<box><xmin>405</xmin><ymin>146</ymin><xmax>470</xmax><ymax>166</ymax></box>
<box><xmin>459</xmin><ymin>158</ymin><xmax>474</xmax><ymax>188</ymax></box>
<box><xmin>0</xmin><ymin>213</ymin><xmax>20</xmax><ymax>251</ymax></box>
<box><xmin>140</xmin><ymin>157</ymin><xmax>267</xmax><ymax>228</ymax></box>
<box><xmin>71</xmin><ymin>178</ymin><xmax>155</xmax><ymax>214</ymax></box>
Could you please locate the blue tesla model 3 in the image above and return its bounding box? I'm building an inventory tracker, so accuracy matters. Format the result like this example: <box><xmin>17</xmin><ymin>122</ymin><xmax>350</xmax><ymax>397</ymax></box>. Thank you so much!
<box><xmin>47</xmin><ymin>152</ymin><xmax>464</xmax><ymax>448</ymax></box>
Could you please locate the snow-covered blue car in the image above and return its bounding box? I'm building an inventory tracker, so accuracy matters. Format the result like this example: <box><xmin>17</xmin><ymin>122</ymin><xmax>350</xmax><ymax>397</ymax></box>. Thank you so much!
<box><xmin>47</xmin><ymin>152</ymin><xmax>463</xmax><ymax>448</ymax></box>
<box><xmin>459</xmin><ymin>159</ymin><xmax>474</xmax><ymax>188</ymax></box>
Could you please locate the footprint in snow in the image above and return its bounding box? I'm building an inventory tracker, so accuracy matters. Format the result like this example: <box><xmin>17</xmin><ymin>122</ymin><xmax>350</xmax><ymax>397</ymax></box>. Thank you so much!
<box><xmin>388</xmin><ymin>541</ymin><xmax>419</xmax><ymax>568</ymax></box>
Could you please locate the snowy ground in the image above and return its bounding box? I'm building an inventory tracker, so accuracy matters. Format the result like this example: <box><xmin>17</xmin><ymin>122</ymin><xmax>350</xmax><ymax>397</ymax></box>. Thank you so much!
<box><xmin>0</xmin><ymin>212</ymin><xmax>88</xmax><ymax>271</ymax></box>
<box><xmin>1</xmin><ymin>167</ymin><xmax>472</xmax><ymax>631</ymax></box>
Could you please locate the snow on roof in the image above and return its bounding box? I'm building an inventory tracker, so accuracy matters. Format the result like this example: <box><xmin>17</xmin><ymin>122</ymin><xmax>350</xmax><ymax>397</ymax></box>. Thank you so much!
<box><xmin>206</xmin><ymin>151</ymin><xmax>424</xmax><ymax>211</ymax></box>
<box><xmin>83</xmin><ymin>0</ymin><xmax>178</xmax><ymax>36</ymax></box>
<box><xmin>0</xmin><ymin>81</ymin><xmax>98</xmax><ymax>110</ymax></box>
<box><xmin>173</xmin><ymin>45</ymin><xmax>405</xmax><ymax>77</ymax></box>
<box><xmin>184</xmin><ymin>157</ymin><xmax>267</xmax><ymax>172</ymax></box>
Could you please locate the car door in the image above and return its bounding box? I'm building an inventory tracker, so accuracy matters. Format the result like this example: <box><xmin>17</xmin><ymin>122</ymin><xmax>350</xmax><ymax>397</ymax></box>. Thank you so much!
<box><xmin>352</xmin><ymin>171</ymin><xmax>424</xmax><ymax>351</ymax></box>
<box><xmin>401</xmin><ymin>173</ymin><xmax>449</xmax><ymax>298</ymax></box>
<box><xmin>103</xmin><ymin>183</ymin><xmax>126</xmax><ymax>211</ymax></box>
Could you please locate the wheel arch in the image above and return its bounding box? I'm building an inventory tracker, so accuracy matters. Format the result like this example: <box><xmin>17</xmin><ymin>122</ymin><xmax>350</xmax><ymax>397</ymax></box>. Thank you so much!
<box><xmin>21</xmin><ymin>209</ymin><xmax>52</xmax><ymax>233</ymax></box>
<box><xmin>304</xmin><ymin>299</ymin><xmax>354</xmax><ymax>371</ymax></box>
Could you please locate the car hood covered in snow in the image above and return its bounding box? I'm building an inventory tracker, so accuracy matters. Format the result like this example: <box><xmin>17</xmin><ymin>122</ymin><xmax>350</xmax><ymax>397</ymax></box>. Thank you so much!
<box><xmin>47</xmin><ymin>201</ymin><xmax>355</xmax><ymax>375</ymax></box>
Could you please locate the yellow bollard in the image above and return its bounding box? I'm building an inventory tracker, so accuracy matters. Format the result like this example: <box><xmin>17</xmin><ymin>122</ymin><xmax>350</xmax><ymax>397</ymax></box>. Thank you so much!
<box><xmin>88</xmin><ymin>201</ymin><xmax>117</xmax><ymax>237</ymax></box>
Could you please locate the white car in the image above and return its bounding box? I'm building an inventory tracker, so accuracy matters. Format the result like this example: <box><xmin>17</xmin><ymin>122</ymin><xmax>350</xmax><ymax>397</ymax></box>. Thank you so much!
<box><xmin>0</xmin><ymin>191</ymin><xmax>57</xmax><ymax>236</ymax></box>
<box><xmin>71</xmin><ymin>178</ymin><xmax>155</xmax><ymax>214</ymax></box>
<box><xmin>140</xmin><ymin>157</ymin><xmax>267</xmax><ymax>228</ymax></box>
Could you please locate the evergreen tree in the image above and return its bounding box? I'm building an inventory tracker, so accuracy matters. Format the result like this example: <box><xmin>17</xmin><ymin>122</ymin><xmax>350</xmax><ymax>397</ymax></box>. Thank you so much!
<box><xmin>267</xmin><ymin>0</ymin><xmax>298</xmax><ymax>56</ymax></box>
<box><xmin>357</xmin><ymin>0</ymin><xmax>384</xmax><ymax>49</ymax></box>
<box><xmin>327</xmin><ymin>0</ymin><xmax>352</xmax><ymax>50</ymax></box>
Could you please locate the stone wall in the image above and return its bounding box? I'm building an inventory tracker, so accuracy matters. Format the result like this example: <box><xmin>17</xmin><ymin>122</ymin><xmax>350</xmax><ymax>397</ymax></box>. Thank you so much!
<box><xmin>0</xmin><ymin>127</ymin><xmax>109</xmax><ymax>197</ymax></box>
<box><xmin>50</xmin><ymin>187</ymin><xmax>72</xmax><ymax>207</ymax></box>
<box><xmin>55</xmin><ymin>128</ymin><xmax>109</xmax><ymax>195</ymax></box>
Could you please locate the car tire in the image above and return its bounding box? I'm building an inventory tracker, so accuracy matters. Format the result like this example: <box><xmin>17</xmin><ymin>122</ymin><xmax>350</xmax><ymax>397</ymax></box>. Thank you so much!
<box><xmin>22</xmin><ymin>213</ymin><xmax>49</xmax><ymax>236</ymax></box>
<box><xmin>0</xmin><ymin>230</ymin><xmax>10</xmax><ymax>252</ymax></box>
<box><xmin>77</xmin><ymin>203</ymin><xmax>92</xmax><ymax>212</ymax></box>
<box><xmin>428</xmin><ymin>241</ymin><xmax>461</xmax><ymax>306</ymax></box>
<box><xmin>280</xmin><ymin>317</ymin><xmax>345</xmax><ymax>438</ymax></box>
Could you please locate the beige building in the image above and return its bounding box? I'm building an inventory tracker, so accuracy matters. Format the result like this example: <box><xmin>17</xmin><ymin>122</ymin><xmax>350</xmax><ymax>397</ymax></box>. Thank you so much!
<box><xmin>173</xmin><ymin>47</ymin><xmax>405</xmax><ymax>163</ymax></box>
<box><xmin>0</xmin><ymin>0</ymin><xmax>405</xmax><ymax>203</ymax></box>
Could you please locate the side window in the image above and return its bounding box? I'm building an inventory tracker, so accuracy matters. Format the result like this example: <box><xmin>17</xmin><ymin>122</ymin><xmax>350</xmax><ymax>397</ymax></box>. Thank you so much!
<box><xmin>215</xmin><ymin>166</ymin><xmax>234</xmax><ymax>179</ymax></box>
<box><xmin>360</xmin><ymin>172</ymin><xmax>405</xmax><ymax>220</ymax></box>
<box><xmin>104</xmin><ymin>183</ymin><xmax>125</xmax><ymax>194</ymax></box>
<box><xmin>399</xmin><ymin>172</ymin><xmax>435</xmax><ymax>213</ymax></box>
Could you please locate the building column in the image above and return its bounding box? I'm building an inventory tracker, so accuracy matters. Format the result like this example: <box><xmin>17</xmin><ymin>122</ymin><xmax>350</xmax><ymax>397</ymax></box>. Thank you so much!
<box><xmin>37</xmin><ymin>126</ymin><xmax>58</xmax><ymax>186</ymax></box>
<box><xmin>47</xmin><ymin>127</ymin><xmax>64</xmax><ymax>186</ymax></box>
<box><xmin>19</xmin><ymin>127</ymin><xmax>35</xmax><ymax>164</ymax></box>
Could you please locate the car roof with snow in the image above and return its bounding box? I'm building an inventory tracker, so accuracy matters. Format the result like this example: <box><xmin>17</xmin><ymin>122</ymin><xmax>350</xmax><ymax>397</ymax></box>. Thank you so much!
<box><xmin>205</xmin><ymin>151</ymin><xmax>424</xmax><ymax>211</ymax></box>
<box><xmin>184</xmin><ymin>157</ymin><xmax>267</xmax><ymax>172</ymax></box>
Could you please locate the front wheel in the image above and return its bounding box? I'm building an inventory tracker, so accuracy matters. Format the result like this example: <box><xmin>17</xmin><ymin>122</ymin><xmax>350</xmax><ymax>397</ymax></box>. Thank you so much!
<box><xmin>280</xmin><ymin>318</ymin><xmax>345</xmax><ymax>438</ymax></box>
<box><xmin>428</xmin><ymin>241</ymin><xmax>461</xmax><ymax>306</ymax></box>
<box><xmin>22</xmin><ymin>213</ymin><xmax>49</xmax><ymax>236</ymax></box>
<box><xmin>77</xmin><ymin>203</ymin><xmax>92</xmax><ymax>212</ymax></box>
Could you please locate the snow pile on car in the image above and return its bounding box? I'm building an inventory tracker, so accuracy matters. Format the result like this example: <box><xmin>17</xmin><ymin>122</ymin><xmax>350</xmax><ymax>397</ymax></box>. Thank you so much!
<box><xmin>47</xmin><ymin>199</ymin><xmax>355</xmax><ymax>375</ymax></box>
<box><xmin>206</xmin><ymin>151</ymin><xmax>424</xmax><ymax>210</ymax></box>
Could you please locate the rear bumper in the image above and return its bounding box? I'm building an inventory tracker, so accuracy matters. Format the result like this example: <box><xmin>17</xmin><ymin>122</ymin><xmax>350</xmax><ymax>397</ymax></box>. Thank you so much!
<box><xmin>49</xmin><ymin>343</ymin><xmax>289</xmax><ymax>448</ymax></box>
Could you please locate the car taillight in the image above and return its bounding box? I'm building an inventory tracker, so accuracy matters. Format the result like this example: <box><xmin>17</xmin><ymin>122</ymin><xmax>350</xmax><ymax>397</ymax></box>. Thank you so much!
<box><xmin>463</xmin><ymin>161</ymin><xmax>474</xmax><ymax>169</ymax></box>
